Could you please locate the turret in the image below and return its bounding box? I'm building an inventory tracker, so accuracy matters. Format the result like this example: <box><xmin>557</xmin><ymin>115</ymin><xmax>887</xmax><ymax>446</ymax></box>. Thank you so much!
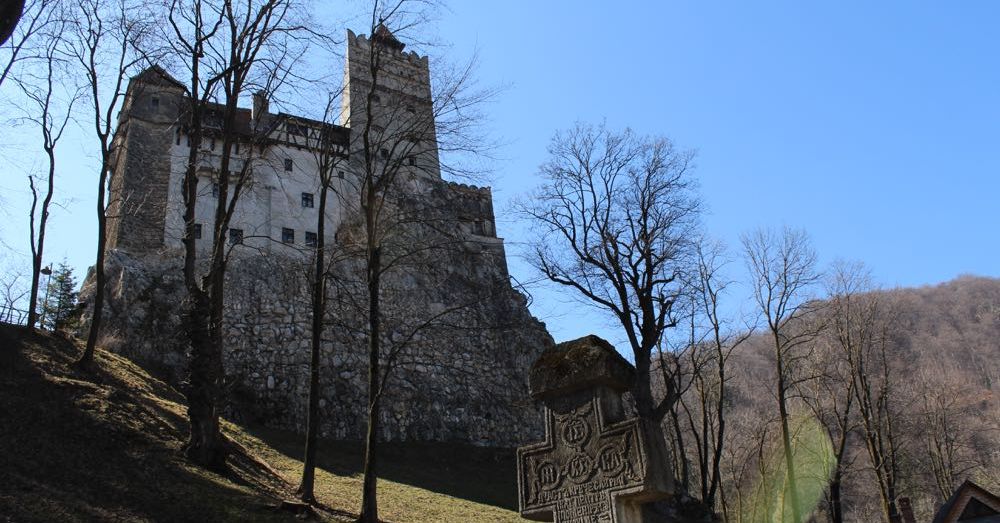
<box><xmin>342</xmin><ymin>25</ymin><xmax>441</xmax><ymax>180</ymax></box>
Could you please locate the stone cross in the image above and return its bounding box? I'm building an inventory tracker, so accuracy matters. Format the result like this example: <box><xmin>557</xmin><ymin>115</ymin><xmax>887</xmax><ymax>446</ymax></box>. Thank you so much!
<box><xmin>518</xmin><ymin>335</ymin><xmax>672</xmax><ymax>523</ymax></box>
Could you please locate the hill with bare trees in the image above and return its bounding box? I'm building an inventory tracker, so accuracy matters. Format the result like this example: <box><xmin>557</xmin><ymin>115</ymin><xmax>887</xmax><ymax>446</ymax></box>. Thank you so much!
<box><xmin>715</xmin><ymin>275</ymin><xmax>1000</xmax><ymax>522</ymax></box>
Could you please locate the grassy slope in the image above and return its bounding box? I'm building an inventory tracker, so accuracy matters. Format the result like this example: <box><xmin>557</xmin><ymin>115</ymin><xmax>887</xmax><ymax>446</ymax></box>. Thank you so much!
<box><xmin>0</xmin><ymin>325</ymin><xmax>524</xmax><ymax>522</ymax></box>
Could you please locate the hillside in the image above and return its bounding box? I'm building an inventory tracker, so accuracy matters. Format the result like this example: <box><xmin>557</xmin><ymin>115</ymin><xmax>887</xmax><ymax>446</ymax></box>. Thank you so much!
<box><xmin>0</xmin><ymin>325</ymin><xmax>524</xmax><ymax>522</ymax></box>
<box><xmin>721</xmin><ymin>275</ymin><xmax>1000</xmax><ymax>521</ymax></box>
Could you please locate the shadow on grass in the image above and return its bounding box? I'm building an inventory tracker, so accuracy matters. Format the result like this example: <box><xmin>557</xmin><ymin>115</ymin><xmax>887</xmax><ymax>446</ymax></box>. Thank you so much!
<box><xmin>0</xmin><ymin>324</ymin><xmax>297</xmax><ymax>522</ymax></box>
<box><xmin>246</xmin><ymin>422</ymin><xmax>521</xmax><ymax>511</ymax></box>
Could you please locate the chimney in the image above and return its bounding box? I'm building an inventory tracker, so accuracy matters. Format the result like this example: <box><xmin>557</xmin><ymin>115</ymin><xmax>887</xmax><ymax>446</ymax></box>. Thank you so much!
<box><xmin>252</xmin><ymin>91</ymin><xmax>268</xmax><ymax>120</ymax></box>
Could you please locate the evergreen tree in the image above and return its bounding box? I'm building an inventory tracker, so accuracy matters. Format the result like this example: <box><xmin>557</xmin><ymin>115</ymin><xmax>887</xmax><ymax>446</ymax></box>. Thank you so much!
<box><xmin>40</xmin><ymin>262</ymin><xmax>77</xmax><ymax>330</ymax></box>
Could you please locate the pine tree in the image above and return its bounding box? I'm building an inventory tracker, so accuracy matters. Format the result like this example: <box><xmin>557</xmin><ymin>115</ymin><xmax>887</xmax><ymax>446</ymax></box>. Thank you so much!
<box><xmin>40</xmin><ymin>262</ymin><xmax>78</xmax><ymax>330</ymax></box>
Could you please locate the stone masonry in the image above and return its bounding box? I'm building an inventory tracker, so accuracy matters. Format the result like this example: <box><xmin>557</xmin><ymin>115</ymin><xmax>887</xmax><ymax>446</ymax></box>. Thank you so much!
<box><xmin>82</xmin><ymin>27</ymin><xmax>552</xmax><ymax>448</ymax></box>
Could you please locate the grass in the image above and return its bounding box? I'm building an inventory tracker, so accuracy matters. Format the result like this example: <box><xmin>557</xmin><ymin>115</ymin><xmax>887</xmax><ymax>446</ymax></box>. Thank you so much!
<box><xmin>0</xmin><ymin>324</ymin><xmax>525</xmax><ymax>522</ymax></box>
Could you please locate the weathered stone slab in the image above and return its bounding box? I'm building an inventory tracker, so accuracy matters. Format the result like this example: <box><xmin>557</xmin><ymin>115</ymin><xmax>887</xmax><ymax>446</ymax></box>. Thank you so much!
<box><xmin>518</xmin><ymin>335</ymin><xmax>672</xmax><ymax>522</ymax></box>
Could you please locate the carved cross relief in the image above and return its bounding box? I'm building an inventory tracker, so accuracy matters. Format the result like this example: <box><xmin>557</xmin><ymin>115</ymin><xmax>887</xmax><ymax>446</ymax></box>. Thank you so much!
<box><xmin>518</xmin><ymin>395</ymin><xmax>649</xmax><ymax>523</ymax></box>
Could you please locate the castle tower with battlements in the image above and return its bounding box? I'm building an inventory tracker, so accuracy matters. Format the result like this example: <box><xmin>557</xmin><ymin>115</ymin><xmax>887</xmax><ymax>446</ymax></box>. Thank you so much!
<box><xmin>105</xmin><ymin>25</ymin><xmax>498</xmax><ymax>263</ymax></box>
<box><xmin>87</xmin><ymin>27</ymin><xmax>547</xmax><ymax>447</ymax></box>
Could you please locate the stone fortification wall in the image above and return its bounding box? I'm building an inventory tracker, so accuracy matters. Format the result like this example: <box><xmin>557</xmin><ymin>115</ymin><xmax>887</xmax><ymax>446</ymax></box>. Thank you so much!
<box><xmin>83</xmin><ymin>180</ymin><xmax>550</xmax><ymax>446</ymax></box>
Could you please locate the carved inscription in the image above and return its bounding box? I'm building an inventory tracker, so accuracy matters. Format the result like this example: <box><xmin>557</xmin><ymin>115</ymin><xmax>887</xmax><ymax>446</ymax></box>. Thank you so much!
<box><xmin>519</xmin><ymin>398</ymin><xmax>646</xmax><ymax>522</ymax></box>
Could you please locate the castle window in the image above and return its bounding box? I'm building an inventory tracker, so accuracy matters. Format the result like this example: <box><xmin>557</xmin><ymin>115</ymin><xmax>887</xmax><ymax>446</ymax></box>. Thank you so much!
<box><xmin>175</xmin><ymin>129</ymin><xmax>181</xmax><ymax>145</ymax></box>
<box><xmin>284</xmin><ymin>158</ymin><xmax>293</xmax><ymax>172</ymax></box>
<box><xmin>474</xmin><ymin>220</ymin><xmax>485</xmax><ymax>236</ymax></box>
<box><xmin>379</xmin><ymin>148</ymin><xmax>389</xmax><ymax>159</ymax></box>
<box><xmin>374</xmin><ymin>125</ymin><xmax>384</xmax><ymax>134</ymax></box>
<box><xmin>301</xmin><ymin>192</ymin><xmax>314</xmax><ymax>208</ymax></box>
<box><xmin>337</xmin><ymin>170</ymin><xmax>345</xmax><ymax>179</ymax></box>
<box><xmin>212</xmin><ymin>182</ymin><xmax>220</xmax><ymax>198</ymax></box>
<box><xmin>150</xmin><ymin>96</ymin><xmax>159</xmax><ymax>109</ymax></box>
<box><xmin>193</xmin><ymin>223</ymin><xmax>202</xmax><ymax>239</ymax></box>
<box><xmin>281</xmin><ymin>227</ymin><xmax>294</xmax><ymax>244</ymax></box>
<box><xmin>305</xmin><ymin>231</ymin><xmax>317</xmax><ymax>247</ymax></box>
<box><xmin>228</xmin><ymin>228</ymin><xmax>243</xmax><ymax>245</ymax></box>
<box><xmin>407</xmin><ymin>157</ymin><xmax>416</xmax><ymax>166</ymax></box>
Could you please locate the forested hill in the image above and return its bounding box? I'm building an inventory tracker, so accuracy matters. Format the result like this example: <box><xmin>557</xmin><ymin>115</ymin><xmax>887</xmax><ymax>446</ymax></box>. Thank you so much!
<box><xmin>888</xmin><ymin>275</ymin><xmax>1000</xmax><ymax>390</ymax></box>
<box><xmin>717</xmin><ymin>275</ymin><xmax>1000</xmax><ymax>522</ymax></box>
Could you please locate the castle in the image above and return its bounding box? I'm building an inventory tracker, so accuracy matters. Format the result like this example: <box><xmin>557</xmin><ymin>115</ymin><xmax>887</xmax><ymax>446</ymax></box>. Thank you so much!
<box><xmin>87</xmin><ymin>27</ymin><xmax>550</xmax><ymax>447</ymax></box>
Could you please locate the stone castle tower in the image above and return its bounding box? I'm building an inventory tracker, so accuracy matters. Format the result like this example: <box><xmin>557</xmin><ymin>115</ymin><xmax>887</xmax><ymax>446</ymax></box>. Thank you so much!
<box><xmin>86</xmin><ymin>27</ymin><xmax>550</xmax><ymax>447</ymax></box>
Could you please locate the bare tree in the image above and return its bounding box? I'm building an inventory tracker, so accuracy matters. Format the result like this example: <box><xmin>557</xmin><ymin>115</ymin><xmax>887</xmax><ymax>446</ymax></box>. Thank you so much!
<box><xmin>910</xmin><ymin>365</ymin><xmax>999</xmax><ymax>507</ymax></box>
<box><xmin>1</xmin><ymin>0</ymin><xmax>59</xmax><ymax>88</ymax></box>
<box><xmin>518</xmin><ymin>121</ymin><xmax>700</xmax><ymax>456</ymax></box>
<box><xmin>659</xmin><ymin>310</ymin><xmax>701</xmax><ymax>495</ymax></box>
<box><xmin>331</xmin><ymin>4</ymin><xmax>499</xmax><ymax>519</ymax></box>
<box><xmin>800</xmin><ymin>328</ymin><xmax>855</xmax><ymax>523</ymax></box>
<box><xmin>13</xmin><ymin>15</ymin><xmax>76</xmax><ymax>331</ymax></box>
<box><xmin>0</xmin><ymin>254</ymin><xmax>30</xmax><ymax>324</ymax></box>
<box><xmin>163</xmin><ymin>0</ymin><xmax>313</xmax><ymax>469</ymax></box>
<box><xmin>721</xmin><ymin>409</ymin><xmax>777</xmax><ymax>523</ymax></box>
<box><xmin>741</xmin><ymin>226</ymin><xmax>823</xmax><ymax>523</ymax></box>
<box><xmin>296</xmin><ymin>92</ymin><xmax>348</xmax><ymax>503</ymax></box>
<box><xmin>71</xmin><ymin>0</ymin><xmax>152</xmax><ymax>366</ymax></box>
<box><xmin>678</xmin><ymin>238</ymin><xmax>752</xmax><ymax>511</ymax></box>
<box><xmin>827</xmin><ymin>261</ymin><xmax>904</xmax><ymax>523</ymax></box>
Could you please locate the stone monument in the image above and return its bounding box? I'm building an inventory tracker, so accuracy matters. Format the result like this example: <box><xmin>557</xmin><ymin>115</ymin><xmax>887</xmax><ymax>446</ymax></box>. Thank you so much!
<box><xmin>518</xmin><ymin>335</ymin><xmax>673</xmax><ymax>522</ymax></box>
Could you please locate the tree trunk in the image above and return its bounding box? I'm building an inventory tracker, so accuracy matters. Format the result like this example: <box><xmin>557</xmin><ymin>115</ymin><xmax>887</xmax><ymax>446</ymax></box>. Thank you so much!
<box><xmin>670</xmin><ymin>403</ymin><xmax>690</xmax><ymax>492</ymax></box>
<box><xmin>776</xmin><ymin>355</ymin><xmax>802</xmax><ymax>523</ymax></box>
<box><xmin>358</xmin><ymin>246</ymin><xmax>381</xmax><ymax>523</ymax></box>
<box><xmin>828</xmin><ymin>473</ymin><xmax>843</xmax><ymax>523</ymax></box>
<box><xmin>28</xmin><ymin>135</ymin><xmax>58</xmax><ymax>331</ymax></box>
<box><xmin>80</xmin><ymin>161</ymin><xmax>109</xmax><ymax>365</ymax></box>
<box><xmin>299</xmin><ymin>182</ymin><xmax>328</xmax><ymax>503</ymax></box>
<box><xmin>184</xmin><ymin>286</ymin><xmax>226</xmax><ymax>470</ymax></box>
<box><xmin>707</xmin><ymin>349</ymin><xmax>726</xmax><ymax>509</ymax></box>
<box><xmin>178</xmin><ymin>102</ymin><xmax>226</xmax><ymax>468</ymax></box>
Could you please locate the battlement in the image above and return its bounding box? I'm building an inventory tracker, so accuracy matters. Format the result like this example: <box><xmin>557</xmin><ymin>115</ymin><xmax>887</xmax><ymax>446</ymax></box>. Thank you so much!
<box><xmin>347</xmin><ymin>28</ymin><xmax>430</xmax><ymax>68</ymax></box>
<box><xmin>442</xmin><ymin>179</ymin><xmax>492</xmax><ymax>198</ymax></box>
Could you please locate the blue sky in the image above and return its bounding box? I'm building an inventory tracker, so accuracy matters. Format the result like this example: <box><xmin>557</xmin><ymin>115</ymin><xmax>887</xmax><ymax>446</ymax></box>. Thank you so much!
<box><xmin>2</xmin><ymin>1</ymin><xmax>998</xmax><ymax>348</ymax></box>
